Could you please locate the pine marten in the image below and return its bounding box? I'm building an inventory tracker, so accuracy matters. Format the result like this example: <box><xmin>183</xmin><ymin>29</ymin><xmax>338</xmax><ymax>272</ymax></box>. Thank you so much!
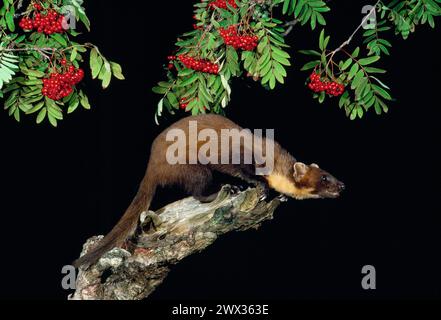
<box><xmin>74</xmin><ymin>114</ymin><xmax>345</xmax><ymax>267</ymax></box>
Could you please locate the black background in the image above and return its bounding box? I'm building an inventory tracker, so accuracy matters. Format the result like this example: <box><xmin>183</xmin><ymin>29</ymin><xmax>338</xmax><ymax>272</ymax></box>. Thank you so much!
<box><xmin>0</xmin><ymin>0</ymin><xmax>440</xmax><ymax>300</ymax></box>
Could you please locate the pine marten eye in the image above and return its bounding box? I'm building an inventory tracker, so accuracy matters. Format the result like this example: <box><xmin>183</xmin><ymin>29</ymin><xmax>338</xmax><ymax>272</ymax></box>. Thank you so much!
<box><xmin>321</xmin><ymin>175</ymin><xmax>329</xmax><ymax>183</ymax></box>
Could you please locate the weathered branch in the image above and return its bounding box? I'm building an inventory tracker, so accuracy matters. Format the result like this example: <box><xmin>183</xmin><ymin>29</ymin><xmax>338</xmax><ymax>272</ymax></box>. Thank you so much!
<box><xmin>70</xmin><ymin>185</ymin><xmax>286</xmax><ymax>300</ymax></box>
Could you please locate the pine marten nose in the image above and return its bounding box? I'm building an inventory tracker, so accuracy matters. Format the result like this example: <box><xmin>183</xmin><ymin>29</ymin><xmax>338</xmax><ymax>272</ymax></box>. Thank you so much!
<box><xmin>338</xmin><ymin>183</ymin><xmax>346</xmax><ymax>192</ymax></box>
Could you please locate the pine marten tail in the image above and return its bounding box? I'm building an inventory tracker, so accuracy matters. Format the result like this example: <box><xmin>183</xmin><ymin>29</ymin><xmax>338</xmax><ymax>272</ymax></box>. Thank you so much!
<box><xmin>73</xmin><ymin>175</ymin><xmax>156</xmax><ymax>268</ymax></box>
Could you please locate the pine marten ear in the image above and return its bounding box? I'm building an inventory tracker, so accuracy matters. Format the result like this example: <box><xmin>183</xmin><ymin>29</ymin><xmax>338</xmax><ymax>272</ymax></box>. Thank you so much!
<box><xmin>293</xmin><ymin>162</ymin><xmax>308</xmax><ymax>182</ymax></box>
<box><xmin>311</xmin><ymin>163</ymin><xmax>320</xmax><ymax>169</ymax></box>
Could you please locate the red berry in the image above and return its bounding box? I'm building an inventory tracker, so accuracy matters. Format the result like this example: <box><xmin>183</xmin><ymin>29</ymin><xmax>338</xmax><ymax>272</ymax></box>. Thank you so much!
<box><xmin>42</xmin><ymin>66</ymin><xmax>84</xmax><ymax>100</ymax></box>
<box><xmin>209</xmin><ymin>0</ymin><xmax>238</xmax><ymax>10</ymax></box>
<box><xmin>20</xmin><ymin>9</ymin><xmax>65</xmax><ymax>34</ymax></box>
<box><xmin>307</xmin><ymin>72</ymin><xmax>345</xmax><ymax>96</ymax></box>
<box><xmin>219</xmin><ymin>26</ymin><xmax>258</xmax><ymax>51</ymax></box>
<box><xmin>178</xmin><ymin>55</ymin><xmax>219</xmax><ymax>75</ymax></box>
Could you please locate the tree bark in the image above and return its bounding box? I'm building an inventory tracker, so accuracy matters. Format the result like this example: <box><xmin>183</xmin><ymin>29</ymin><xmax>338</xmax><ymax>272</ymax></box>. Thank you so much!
<box><xmin>70</xmin><ymin>185</ymin><xmax>285</xmax><ymax>300</ymax></box>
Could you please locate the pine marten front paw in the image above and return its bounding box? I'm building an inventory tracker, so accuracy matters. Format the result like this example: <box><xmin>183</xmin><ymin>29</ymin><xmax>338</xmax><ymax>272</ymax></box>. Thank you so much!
<box><xmin>230</xmin><ymin>185</ymin><xmax>242</xmax><ymax>194</ymax></box>
<box><xmin>256</xmin><ymin>182</ymin><xmax>270</xmax><ymax>201</ymax></box>
<box><xmin>237</xmin><ymin>185</ymin><xmax>247</xmax><ymax>191</ymax></box>
<box><xmin>222</xmin><ymin>185</ymin><xmax>241</xmax><ymax>195</ymax></box>
<box><xmin>277</xmin><ymin>194</ymin><xmax>289</xmax><ymax>202</ymax></box>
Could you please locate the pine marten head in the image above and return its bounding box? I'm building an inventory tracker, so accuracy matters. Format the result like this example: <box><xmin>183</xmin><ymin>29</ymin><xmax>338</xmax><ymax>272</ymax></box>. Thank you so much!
<box><xmin>267</xmin><ymin>162</ymin><xmax>345</xmax><ymax>200</ymax></box>
<box><xmin>293</xmin><ymin>162</ymin><xmax>345</xmax><ymax>199</ymax></box>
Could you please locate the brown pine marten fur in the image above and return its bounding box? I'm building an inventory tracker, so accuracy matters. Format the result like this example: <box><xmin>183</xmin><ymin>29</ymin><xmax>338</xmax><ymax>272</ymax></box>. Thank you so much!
<box><xmin>74</xmin><ymin>114</ymin><xmax>345</xmax><ymax>267</ymax></box>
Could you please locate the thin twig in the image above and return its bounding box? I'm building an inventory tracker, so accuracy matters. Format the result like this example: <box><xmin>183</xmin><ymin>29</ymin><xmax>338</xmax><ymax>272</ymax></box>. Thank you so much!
<box><xmin>2</xmin><ymin>46</ymin><xmax>55</xmax><ymax>60</ymax></box>
<box><xmin>283</xmin><ymin>19</ymin><xmax>299</xmax><ymax>36</ymax></box>
<box><xmin>329</xmin><ymin>1</ymin><xmax>381</xmax><ymax>56</ymax></box>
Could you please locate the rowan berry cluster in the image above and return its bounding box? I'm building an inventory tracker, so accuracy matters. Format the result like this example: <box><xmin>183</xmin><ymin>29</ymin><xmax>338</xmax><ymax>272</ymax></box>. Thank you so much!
<box><xmin>325</xmin><ymin>81</ymin><xmax>346</xmax><ymax>97</ymax></box>
<box><xmin>208</xmin><ymin>0</ymin><xmax>238</xmax><ymax>10</ymax></box>
<box><xmin>219</xmin><ymin>26</ymin><xmax>258</xmax><ymax>51</ymax></box>
<box><xmin>308</xmin><ymin>72</ymin><xmax>345</xmax><ymax>97</ymax></box>
<box><xmin>18</xmin><ymin>17</ymin><xmax>34</xmax><ymax>30</ymax></box>
<box><xmin>19</xmin><ymin>4</ymin><xmax>66</xmax><ymax>35</ymax></box>
<box><xmin>42</xmin><ymin>63</ymin><xmax>84</xmax><ymax>100</ymax></box>
<box><xmin>178</xmin><ymin>55</ymin><xmax>219</xmax><ymax>74</ymax></box>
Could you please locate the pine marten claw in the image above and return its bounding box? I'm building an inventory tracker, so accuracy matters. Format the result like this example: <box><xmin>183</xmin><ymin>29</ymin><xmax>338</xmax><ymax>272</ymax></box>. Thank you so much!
<box><xmin>277</xmin><ymin>194</ymin><xmax>289</xmax><ymax>202</ymax></box>
<box><xmin>140</xmin><ymin>211</ymin><xmax>163</xmax><ymax>232</ymax></box>
<box><xmin>229</xmin><ymin>185</ymin><xmax>241</xmax><ymax>194</ymax></box>
<box><xmin>256</xmin><ymin>182</ymin><xmax>269</xmax><ymax>201</ymax></box>
<box><xmin>237</xmin><ymin>185</ymin><xmax>246</xmax><ymax>191</ymax></box>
